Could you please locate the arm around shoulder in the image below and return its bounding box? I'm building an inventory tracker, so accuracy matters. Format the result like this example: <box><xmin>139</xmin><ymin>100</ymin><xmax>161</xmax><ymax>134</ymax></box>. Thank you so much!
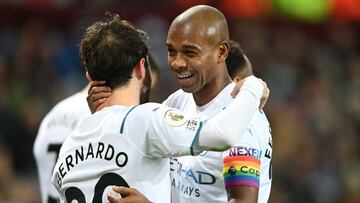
<box><xmin>197</xmin><ymin>76</ymin><xmax>266</xmax><ymax>150</ymax></box>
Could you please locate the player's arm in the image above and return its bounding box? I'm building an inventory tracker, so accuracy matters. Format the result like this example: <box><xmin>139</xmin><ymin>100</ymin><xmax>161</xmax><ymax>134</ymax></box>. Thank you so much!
<box><xmin>227</xmin><ymin>187</ymin><xmax>258</xmax><ymax>203</ymax></box>
<box><xmin>231</xmin><ymin>78</ymin><xmax>269</xmax><ymax>109</ymax></box>
<box><xmin>145</xmin><ymin>76</ymin><xmax>267</xmax><ymax>157</ymax></box>
<box><xmin>196</xmin><ymin>76</ymin><xmax>266</xmax><ymax>152</ymax></box>
<box><xmin>223</xmin><ymin>148</ymin><xmax>260</xmax><ymax>203</ymax></box>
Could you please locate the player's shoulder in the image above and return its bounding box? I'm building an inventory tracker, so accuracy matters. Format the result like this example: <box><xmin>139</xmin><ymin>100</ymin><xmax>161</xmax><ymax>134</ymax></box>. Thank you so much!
<box><xmin>251</xmin><ymin>110</ymin><xmax>270</xmax><ymax>127</ymax></box>
<box><xmin>99</xmin><ymin>103</ymin><xmax>163</xmax><ymax>121</ymax></box>
<box><xmin>47</xmin><ymin>92</ymin><xmax>88</xmax><ymax>117</ymax></box>
<box><xmin>34</xmin><ymin>92</ymin><xmax>89</xmax><ymax>155</ymax></box>
<box><xmin>163</xmin><ymin>89</ymin><xmax>193</xmax><ymax>108</ymax></box>
<box><xmin>39</xmin><ymin>92</ymin><xmax>87</xmax><ymax>126</ymax></box>
<box><xmin>127</xmin><ymin>103</ymin><xmax>184</xmax><ymax>125</ymax></box>
<box><xmin>244</xmin><ymin>110</ymin><xmax>272</xmax><ymax>145</ymax></box>
<box><xmin>168</xmin><ymin>88</ymin><xmax>186</xmax><ymax>97</ymax></box>
<box><xmin>54</xmin><ymin>92</ymin><xmax>88</xmax><ymax>111</ymax></box>
<box><xmin>132</xmin><ymin>102</ymin><xmax>164</xmax><ymax>115</ymax></box>
<box><xmin>245</xmin><ymin>110</ymin><xmax>271</xmax><ymax>139</ymax></box>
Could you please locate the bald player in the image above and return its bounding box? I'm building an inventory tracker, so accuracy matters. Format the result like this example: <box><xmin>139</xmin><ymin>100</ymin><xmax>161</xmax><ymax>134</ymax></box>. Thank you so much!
<box><xmin>165</xmin><ymin>8</ymin><xmax>273</xmax><ymax>200</ymax></box>
<box><xmin>90</xmin><ymin>6</ymin><xmax>272</xmax><ymax>203</ymax></box>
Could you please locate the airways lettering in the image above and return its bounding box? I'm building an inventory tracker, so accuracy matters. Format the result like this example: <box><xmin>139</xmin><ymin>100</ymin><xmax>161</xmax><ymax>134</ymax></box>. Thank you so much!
<box><xmin>171</xmin><ymin>178</ymin><xmax>200</xmax><ymax>197</ymax></box>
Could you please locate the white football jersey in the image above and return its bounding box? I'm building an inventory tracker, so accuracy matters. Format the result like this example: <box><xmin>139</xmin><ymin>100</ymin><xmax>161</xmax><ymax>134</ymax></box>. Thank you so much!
<box><xmin>33</xmin><ymin>91</ymin><xmax>90</xmax><ymax>203</ymax></box>
<box><xmin>164</xmin><ymin>83</ymin><xmax>272</xmax><ymax>203</ymax></box>
<box><xmin>51</xmin><ymin>103</ymin><xmax>207</xmax><ymax>203</ymax></box>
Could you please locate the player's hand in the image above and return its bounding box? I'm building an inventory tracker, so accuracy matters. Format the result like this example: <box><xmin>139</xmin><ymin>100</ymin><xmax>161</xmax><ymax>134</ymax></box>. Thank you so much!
<box><xmin>87</xmin><ymin>80</ymin><xmax>112</xmax><ymax>114</ymax></box>
<box><xmin>259</xmin><ymin>79</ymin><xmax>269</xmax><ymax>109</ymax></box>
<box><xmin>231</xmin><ymin>76</ymin><xmax>270</xmax><ymax>109</ymax></box>
<box><xmin>107</xmin><ymin>186</ymin><xmax>150</xmax><ymax>203</ymax></box>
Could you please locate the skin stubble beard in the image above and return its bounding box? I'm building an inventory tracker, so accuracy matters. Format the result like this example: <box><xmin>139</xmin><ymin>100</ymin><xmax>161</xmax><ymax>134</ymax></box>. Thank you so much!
<box><xmin>139</xmin><ymin>65</ymin><xmax>152</xmax><ymax>104</ymax></box>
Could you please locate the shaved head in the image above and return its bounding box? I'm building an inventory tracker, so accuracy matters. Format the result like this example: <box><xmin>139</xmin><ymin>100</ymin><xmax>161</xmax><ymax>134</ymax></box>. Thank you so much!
<box><xmin>169</xmin><ymin>5</ymin><xmax>229</xmax><ymax>46</ymax></box>
<box><xmin>166</xmin><ymin>5</ymin><xmax>232</xmax><ymax>105</ymax></box>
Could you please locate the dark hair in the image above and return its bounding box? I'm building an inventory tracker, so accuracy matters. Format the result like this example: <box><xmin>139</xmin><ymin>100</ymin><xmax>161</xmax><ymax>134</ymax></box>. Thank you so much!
<box><xmin>79</xmin><ymin>13</ymin><xmax>148</xmax><ymax>88</ymax></box>
<box><xmin>226</xmin><ymin>40</ymin><xmax>247</xmax><ymax>78</ymax></box>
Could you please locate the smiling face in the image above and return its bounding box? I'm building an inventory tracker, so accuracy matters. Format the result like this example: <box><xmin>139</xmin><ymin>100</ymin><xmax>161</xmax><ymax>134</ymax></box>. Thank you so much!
<box><xmin>166</xmin><ymin>6</ymin><xmax>231</xmax><ymax>105</ymax></box>
<box><xmin>166</xmin><ymin>23</ymin><xmax>220</xmax><ymax>94</ymax></box>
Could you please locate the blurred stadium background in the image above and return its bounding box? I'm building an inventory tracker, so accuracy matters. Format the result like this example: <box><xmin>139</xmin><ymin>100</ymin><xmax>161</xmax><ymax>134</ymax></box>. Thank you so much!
<box><xmin>0</xmin><ymin>0</ymin><xmax>359</xmax><ymax>202</ymax></box>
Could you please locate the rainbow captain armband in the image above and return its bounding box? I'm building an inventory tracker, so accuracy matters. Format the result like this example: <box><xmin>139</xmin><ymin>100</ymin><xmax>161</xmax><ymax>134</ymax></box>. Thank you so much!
<box><xmin>223</xmin><ymin>156</ymin><xmax>261</xmax><ymax>189</ymax></box>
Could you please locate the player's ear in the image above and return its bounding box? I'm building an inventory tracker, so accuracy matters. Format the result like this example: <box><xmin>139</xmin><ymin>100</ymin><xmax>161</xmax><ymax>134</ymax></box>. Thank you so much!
<box><xmin>217</xmin><ymin>40</ymin><xmax>229</xmax><ymax>64</ymax></box>
<box><xmin>233</xmin><ymin>76</ymin><xmax>242</xmax><ymax>83</ymax></box>
<box><xmin>134</xmin><ymin>58</ymin><xmax>146</xmax><ymax>81</ymax></box>
<box><xmin>86</xmin><ymin>71</ymin><xmax>93</xmax><ymax>82</ymax></box>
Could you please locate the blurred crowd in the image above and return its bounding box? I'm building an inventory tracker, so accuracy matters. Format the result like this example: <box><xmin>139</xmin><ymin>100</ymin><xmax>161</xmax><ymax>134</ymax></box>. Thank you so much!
<box><xmin>0</xmin><ymin>1</ymin><xmax>359</xmax><ymax>203</ymax></box>
<box><xmin>233</xmin><ymin>21</ymin><xmax>360</xmax><ymax>203</ymax></box>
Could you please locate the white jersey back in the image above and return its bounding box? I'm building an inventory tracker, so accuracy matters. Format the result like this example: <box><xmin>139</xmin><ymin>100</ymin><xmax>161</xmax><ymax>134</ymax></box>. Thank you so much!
<box><xmin>33</xmin><ymin>92</ymin><xmax>89</xmax><ymax>203</ymax></box>
<box><xmin>52</xmin><ymin>103</ymin><xmax>203</xmax><ymax>203</ymax></box>
<box><xmin>164</xmin><ymin>83</ymin><xmax>272</xmax><ymax>203</ymax></box>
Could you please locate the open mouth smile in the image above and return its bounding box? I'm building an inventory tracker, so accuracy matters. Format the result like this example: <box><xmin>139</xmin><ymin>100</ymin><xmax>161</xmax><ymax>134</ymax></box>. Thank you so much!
<box><xmin>176</xmin><ymin>73</ymin><xmax>193</xmax><ymax>79</ymax></box>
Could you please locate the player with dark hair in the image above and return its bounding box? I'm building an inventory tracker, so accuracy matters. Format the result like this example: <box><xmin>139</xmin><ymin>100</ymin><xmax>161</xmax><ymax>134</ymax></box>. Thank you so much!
<box><xmin>51</xmin><ymin>14</ymin><xmax>268</xmax><ymax>203</ymax></box>
<box><xmin>226</xmin><ymin>40</ymin><xmax>253</xmax><ymax>82</ymax></box>
<box><xmin>224</xmin><ymin>40</ymin><xmax>272</xmax><ymax>203</ymax></box>
<box><xmin>79</xmin><ymin>15</ymin><xmax>151</xmax><ymax>104</ymax></box>
<box><xmin>34</xmin><ymin>15</ymin><xmax>150</xmax><ymax>203</ymax></box>
<box><xmin>33</xmin><ymin>25</ymin><xmax>159</xmax><ymax>203</ymax></box>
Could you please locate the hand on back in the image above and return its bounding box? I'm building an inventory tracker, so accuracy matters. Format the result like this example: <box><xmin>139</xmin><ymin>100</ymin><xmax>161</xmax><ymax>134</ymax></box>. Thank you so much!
<box><xmin>107</xmin><ymin>186</ymin><xmax>150</xmax><ymax>203</ymax></box>
<box><xmin>231</xmin><ymin>76</ymin><xmax>269</xmax><ymax>109</ymax></box>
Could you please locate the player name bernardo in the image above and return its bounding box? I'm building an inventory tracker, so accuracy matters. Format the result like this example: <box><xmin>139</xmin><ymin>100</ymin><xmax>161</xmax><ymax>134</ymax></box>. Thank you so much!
<box><xmin>55</xmin><ymin>142</ymin><xmax>128</xmax><ymax>188</ymax></box>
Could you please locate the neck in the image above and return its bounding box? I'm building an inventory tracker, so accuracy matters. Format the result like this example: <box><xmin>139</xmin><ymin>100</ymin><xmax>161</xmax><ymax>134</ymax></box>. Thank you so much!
<box><xmin>82</xmin><ymin>83</ymin><xmax>91</xmax><ymax>93</ymax></box>
<box><xmin>101</xmin><ymin>80</ymin><xmax>140</xmax><ymax>109</ymax></box>
<box><xmin>193</xmin><ymin>73</ymin><xmax>232</xmax><ymax>106</ymax></box>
